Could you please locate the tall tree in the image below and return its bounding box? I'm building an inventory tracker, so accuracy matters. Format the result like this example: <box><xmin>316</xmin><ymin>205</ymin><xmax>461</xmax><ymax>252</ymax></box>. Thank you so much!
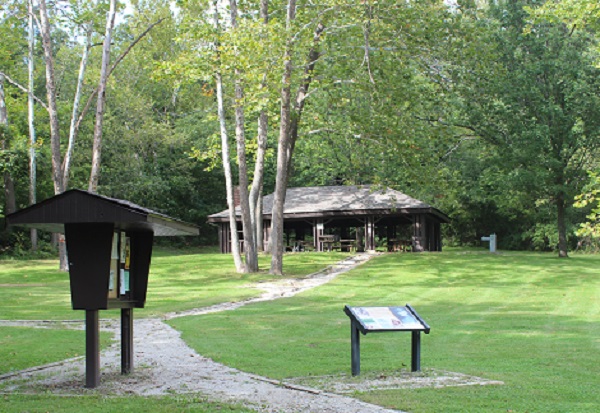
<box><xmin>447</xmin><ymin>0</ymin><xmax>600</xmax><ymax>256</ymax></box>
<box><xmin>229</xmin><ymin>0</ymin><xmax>258</xmax><ymax>272</ymax></box>
<box><xmin>27</xmin><ymin>0</ymin><xmax>37</xmax><ymax>251</ymax></box>
<box><xmin>38</xmin><ymin>0</ymin><xmax>64</xmax><ymax>196</ymax></box>
<box><xmin>270</xmin><ymin>0</ymin><xmax>326</xmax><ymax>274</ymax></box>
<box><xmin>0</xmin><ymin>73</ymin><xmax>17</xmax><ymax>216</ymax></box>
<box><xmin>88</xmin><ymin>0</ymin><xmax>116</xmax><ymax>193</ymax></box>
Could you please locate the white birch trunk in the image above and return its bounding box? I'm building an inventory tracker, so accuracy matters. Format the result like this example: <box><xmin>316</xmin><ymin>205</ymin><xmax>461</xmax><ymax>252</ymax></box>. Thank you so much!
<box><xmin>63</xmin><ymin>23</ymin><xmax>92</xmax><ymax>190</ymax></box>
<box><xmin>217</xmin><ymin>72</ymin><xmax>244</xmax><ymax>273</ymax></box>
<box><xmin>39</xmin><ymin>0</ymin><xmax>64</xmax><ymax>195</ymax></box>
<box><xmin>250</xmin><ymin>1</ymin><xmax>269</xmax><ymax>253</ymax></box>
<box><xmin>1</xmin><ymin>74</ymin><xmax>16</xmax><ymax>216</ymax></box>
<box><xmin>250</xmin><ymin>111</ymin><xmax>267</xmax><ymax>251</ymax></box>
<box><xmin>88</xmin><ymin>0</ymin><xmax>117</xmax><ymax>193</ymax></box>
<box><xmin>214</xmin><ymin>0</ymin><xmax>244</xmax><ymax>272</ymax></box>
<box><xmin>39</xmin><ymin>0</ymin><xmax>68</xmax><ymax>270</ymax></box>
<box><xmin>230</xmin><ymin>0</ymin><xmax>258</xmax><ymax>272</ymax></box>
<box><xmin>28</xmin><ymin>0</ymin><xmax>38</xmax><ymax>251</ymax></box>
<box><xmin>270</xmin><ymin>0</ymin><xmax>297</xmax><ymax>275</ymax></box>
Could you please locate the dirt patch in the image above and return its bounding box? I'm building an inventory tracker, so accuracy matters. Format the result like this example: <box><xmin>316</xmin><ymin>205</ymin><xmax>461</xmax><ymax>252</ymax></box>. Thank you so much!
<box><xmin>286</xmin><ymin>369</ymin><xmax>504</xmax><ymax>394</ymax></box>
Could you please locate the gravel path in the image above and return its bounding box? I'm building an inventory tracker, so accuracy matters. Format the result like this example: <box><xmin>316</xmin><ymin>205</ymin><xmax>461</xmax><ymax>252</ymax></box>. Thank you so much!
<box><xmin>0</xmin><ymin>253</ymin><xmax>502</xmax><ymax>412</ymax></box>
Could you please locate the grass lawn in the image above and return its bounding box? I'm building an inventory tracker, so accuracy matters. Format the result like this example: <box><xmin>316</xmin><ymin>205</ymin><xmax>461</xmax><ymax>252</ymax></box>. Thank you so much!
<box><xmin>0</xmin><ymin>394</ymin><xmax>255</xmax><ymax>412</ymax></box>
<box><xmin>169</xmin><ymin>250</ymin><xmax>600</xmax><ymax>413</ymax></box>
<box><xmin>0</xmin><ymin>248</ymin><xmax>348</xmax><ymax>412</ymax></box>
<box><xmin>0</xmin><ymin>248</ymin><xmax>349</xmax><ymax>320</ymax></box>
<box><xmin>0</xmin><ymin>326</ymin><xmax>111</xmax><ymax>375</ymax></box>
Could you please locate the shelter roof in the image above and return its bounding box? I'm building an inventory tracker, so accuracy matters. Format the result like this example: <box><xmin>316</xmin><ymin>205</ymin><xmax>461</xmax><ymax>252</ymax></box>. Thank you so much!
<box><xmin>6</xmin><ymin>189</ymin><xmax>199</xmax><ymax>236</ymax></box>
<box><xmin>208</xmin><ymin>185</ymin><xmax>449</xmax><ymax>222</ymax></box>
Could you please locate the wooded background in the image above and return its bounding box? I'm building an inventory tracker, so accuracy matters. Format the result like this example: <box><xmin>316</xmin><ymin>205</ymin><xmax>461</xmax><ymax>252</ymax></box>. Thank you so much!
<box><xmin>2</xmin><ymin>0</ymin><xmax>600</xmax><ymax>260</ymax></box>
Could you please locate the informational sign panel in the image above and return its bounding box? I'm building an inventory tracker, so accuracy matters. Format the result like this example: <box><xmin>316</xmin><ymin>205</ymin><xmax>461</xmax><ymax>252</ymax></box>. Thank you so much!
<box><xmin>344</xmin><ymin>305</ymin><xmax>430</xmax><ymax>334</ymax></box>
<box><xmin>344</xmin><ymin>304</ymin><xmax>430</xmax><ymax>375</ymax></box>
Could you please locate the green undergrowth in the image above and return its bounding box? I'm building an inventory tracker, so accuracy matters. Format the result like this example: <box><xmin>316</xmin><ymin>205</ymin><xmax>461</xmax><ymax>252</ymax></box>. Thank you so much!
<box><xmin>169</xmin><ymin>250</ymin><xmax>600</xmax><ymax>413</ymax></box>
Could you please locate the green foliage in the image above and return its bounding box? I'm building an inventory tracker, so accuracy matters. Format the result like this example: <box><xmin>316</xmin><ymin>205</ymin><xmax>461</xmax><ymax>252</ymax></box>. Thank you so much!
<box><xmin>527</xmin><ymin>0</ymin><xmax>600</xmax><ymax>32</ymax></box>
<box><xmin>574</xmin><ymin>171</ymin><xmax>600</xmax><ymax>240</ymax></box>
<box><xmin>438</xmin><ymin>0</ymin><xmax>600</xmax><ymax>251</ymax></box>
<box><xmin>290</xmin><ymin>0</ymin><xmax>457</xmax><ymax>189</ymax></box>
<box><xmin>3</xmin><ymin>0</ymin><xmax>600</xmax><ymax>255</ymax></box>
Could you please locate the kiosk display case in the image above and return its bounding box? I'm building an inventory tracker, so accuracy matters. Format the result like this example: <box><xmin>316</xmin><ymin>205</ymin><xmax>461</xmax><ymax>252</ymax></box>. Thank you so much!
<box><xmin>6</xmin><ymin>190</ymin><xmax>199</xmax><ymax>388</ymax></box>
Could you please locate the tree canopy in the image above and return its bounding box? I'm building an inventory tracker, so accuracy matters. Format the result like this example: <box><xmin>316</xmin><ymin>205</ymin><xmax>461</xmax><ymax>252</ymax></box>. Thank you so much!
<box><xmin>2</xmin><ymin>0</ymin><xmax>600</xmax><ymax>259</ymax></box>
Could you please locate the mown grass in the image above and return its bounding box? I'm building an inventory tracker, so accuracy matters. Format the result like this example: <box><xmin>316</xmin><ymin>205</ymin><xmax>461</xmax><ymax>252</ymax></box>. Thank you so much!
<box><xmin>0</xmin><ymin>249</ymin><xmax>349</xmax><ymax>320</ymax></box>
<box><xmin>2</xmin><ymin>248</ymin><xmax>598</xmax><ymax>412</ymax></box>
<box><xmin>0</xmin><ymin>327</ymin><xmax>111</xmax><ymax>375</ymax></box>
<box><xmin>169</xmin><ymin>250</ymin><xmax>600</xmax><ymax>413</ymax></box>
<box><xmin>0</xmin><ymin>248</ymin><xmax>348</xmax><ymax>412</ymax></box>
<box><xmin>0</xmin><ymin>394</ymin><xmax>255</xmax><ymax>412</ymax></box>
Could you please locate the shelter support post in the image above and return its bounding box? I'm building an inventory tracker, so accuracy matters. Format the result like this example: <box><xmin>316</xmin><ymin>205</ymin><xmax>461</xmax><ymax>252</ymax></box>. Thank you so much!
<box><xmin>351</xmin><ymin>319</ymin><xmax>361</xmax><ymax>376</ymax></box>
<box><xmin>121</xmin><ymin>308</ymin><xmax>133</xmax><ymax>374</ymax></box>
<box><xmin>315</xmin><ymin>220</ymin><xmax>324</xmax><ymax>252</ymax></box>
<box><xmin>365</xmin><ymin>216</ymin><xmax>375</xmax><ymax>251</ymax></box>
<box><xmin>85</xmin><ymin>310</ymin><xmax>100</xmax><ymax>388</ymax></box>
<box><xmin>411</xmin><ymin>330</ymin><xmax>421</xmax><ymax>372</ymax></box>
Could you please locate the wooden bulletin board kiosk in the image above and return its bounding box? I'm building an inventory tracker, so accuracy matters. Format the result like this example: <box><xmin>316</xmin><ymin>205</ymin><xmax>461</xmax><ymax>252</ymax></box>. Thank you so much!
<box><xmin>6</xmin><ymin>190</ymin><xmax>199</xmax><ymax>388</ymax></box>
<box><xmin>344</xmin><ymin>304</ymin><xmax>430</xmax><ymax>376</ymax></box>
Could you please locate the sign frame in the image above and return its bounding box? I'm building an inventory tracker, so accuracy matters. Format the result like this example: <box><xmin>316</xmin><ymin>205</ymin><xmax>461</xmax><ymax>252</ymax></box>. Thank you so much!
<box><xmin>343</xmin><ymin>304</ymin><xmax>430</xmax><ymax>376</ymax></box>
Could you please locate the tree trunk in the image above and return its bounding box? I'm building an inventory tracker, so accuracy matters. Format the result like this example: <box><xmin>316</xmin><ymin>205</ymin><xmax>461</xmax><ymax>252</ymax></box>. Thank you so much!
<box><xmin>39</xmin><ymin>0</ymin><xmax>64</xmax><ymax>196</ymax></box>
<box><xmin>217</xmin><ymin>74</ymin><xmax>244</xmax><ymax>272</ymax></box>
<box><xmin>250</xmin><ymin>1</ymin><xmax>269</xmax><ymax>253</ymax></box>
<box><xmin>250</xmin><ymin>111</ymin><xmax>268</xmax><ymax>251</ymax></box>
<box><xmin>557</xmin><ymin>191</ymin><xmax>569</xmax><ymax>258</ymax></box>
<box><xmin>270</xmin><ymin>40</ymin><xmax>294</xmax><ymax>275</ymax></box>
<box><xmin>214</xmin><ymin>0</ymin><xmax>244</xmax><ymax>272</ymax></box>
<box><xmin>39</xmin><ymin>0</ymin><xmax>67</xmax><ymax>270</ymax></box>
<box><xmin>89</xmin><ymin>0</ymin><xmax>117</xmax><ymax>193</ymax></box>
<box><xmin>271</xmin><ymin>10</ymin><xmax>325</xmax><ymax>275</ymax></box>
<box><xmin>234</xmin><ymin>80</ymin><xmax>258</xmax><ymax>271</ymax></box>
<box><xmin>0</xmin><ymin>74</ymin><xmax>16</xmax><ymax>216</ymax></box>
<box><xmin>28</xmin><ymin>0</ymin><xmax>37</xmax><ymax>251</ymax></box>
<box><xmin>230</xmin><ymin>0</ymin><xmax>258</xmax><ymax>273</ymax></box>
<box><xmin>64</xmin><ymin>22</ymin><xmax>92</xmax><ymax>190</ymax></box>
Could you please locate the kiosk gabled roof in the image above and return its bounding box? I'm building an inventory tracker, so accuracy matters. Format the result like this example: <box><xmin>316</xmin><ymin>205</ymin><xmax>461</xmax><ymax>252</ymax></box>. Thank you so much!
<box><xmin>6</xmin><ymin>189</ymin><xmax>199</xmax><ymax>236</ymax></box>
<box><xmin>208</xmin><ymin>185</ymin><xmax>449</xmax><ymax>222</ymax></box>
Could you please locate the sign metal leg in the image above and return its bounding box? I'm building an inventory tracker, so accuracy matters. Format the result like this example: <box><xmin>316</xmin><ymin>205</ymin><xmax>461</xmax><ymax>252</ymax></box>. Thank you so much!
<box><xmin>85</xmin><ymin>310</ymin><xmax>100</xmax><ymax>388</ymax></box>
<box><xmin>411</xmin><ymin>330</ymin><xmax>421</xmax><ymax>372</ymax></box>
<box><xmin>351</xmin><ymin>320</ymin><xmax>361</xmax><ymax>376</ymax></box>
<box><xmin>121</xmin><ymin>308</ymin><xmax>133</xmax><ymax>374</ymax></box>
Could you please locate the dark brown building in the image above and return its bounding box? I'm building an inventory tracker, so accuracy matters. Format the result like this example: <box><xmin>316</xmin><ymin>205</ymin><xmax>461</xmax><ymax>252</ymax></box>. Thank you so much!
<box><xmin>208</xmin><ymin>185</ymin><xmax>449</xmax><ymax>253</ymax></box>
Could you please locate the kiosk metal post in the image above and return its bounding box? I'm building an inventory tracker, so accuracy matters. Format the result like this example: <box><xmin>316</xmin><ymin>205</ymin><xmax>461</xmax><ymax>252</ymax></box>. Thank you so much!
<box><xmin>411</xmin><ymin>330</ymin><xmax>421</xmax><ymax>372</ymax></box>
<box><xmin>351</xmin><ymin>319</ymin><xmax>361</xmax><ymax>376</ymax></box>
<box><xmin>85</xmin><ymin>310</ymin><xmax>100</xmax><ymax>388</ymax></box>
<box><xmin>121</xmin><ymin>308</ymin><xmax>133</xmax><ymax>374</ymax></box>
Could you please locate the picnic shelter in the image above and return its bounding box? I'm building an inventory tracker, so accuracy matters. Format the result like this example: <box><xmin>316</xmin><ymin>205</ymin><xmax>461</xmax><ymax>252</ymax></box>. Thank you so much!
<box><xmin>208</xmin><ymin>185</ymin><xmax>449</xmax><ymax>253</ymax></box>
